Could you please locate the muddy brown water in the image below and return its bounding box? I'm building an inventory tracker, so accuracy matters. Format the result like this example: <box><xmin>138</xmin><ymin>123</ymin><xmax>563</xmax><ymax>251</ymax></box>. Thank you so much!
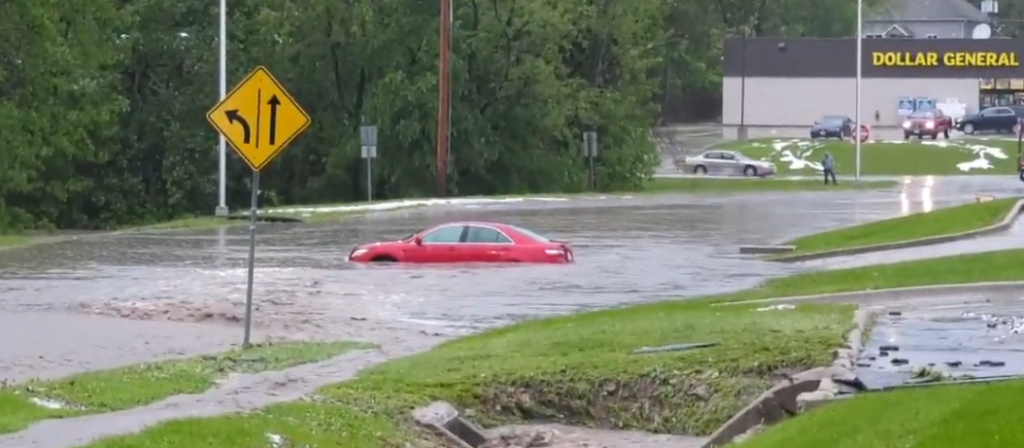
<box><xmin>0</xmin><ymin>176</ymin><xmax>1019</xmax><ymax>380</ymax></box>
<box><xmin>0</xmin><ymin>176</ymin><xmax>1021</xmax><ymax>448</ymax></box>
<box><xmin>0</xmin><ymin>186</ymin><xmax>983</xmax><ymax>328</ymax></box>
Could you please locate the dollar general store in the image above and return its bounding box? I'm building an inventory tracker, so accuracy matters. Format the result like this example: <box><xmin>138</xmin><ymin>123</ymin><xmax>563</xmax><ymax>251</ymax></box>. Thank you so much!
<box><xmin>722</xmin><ymin>38</ymin><xmax>1024</xmax><ymax>139</ymax></box>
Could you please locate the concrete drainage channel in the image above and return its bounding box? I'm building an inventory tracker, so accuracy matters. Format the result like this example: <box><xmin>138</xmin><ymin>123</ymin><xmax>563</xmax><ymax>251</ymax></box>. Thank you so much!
<box><xmin>404</xmin><ymin>302</ymin><xmax>1024</xmax><ymax>448</ymax></box>
<box><xmin>406</xmin><ymin>307</ymin><xmax>875</xmax><ymax>448</ymax></box>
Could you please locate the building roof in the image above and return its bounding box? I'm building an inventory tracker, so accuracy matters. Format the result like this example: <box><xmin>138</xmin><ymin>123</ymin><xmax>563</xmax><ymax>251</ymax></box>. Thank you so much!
<box><xmin>867</xmin><ymin>0</ymin><xmax>990</xmax><ymax>22</ymax></box>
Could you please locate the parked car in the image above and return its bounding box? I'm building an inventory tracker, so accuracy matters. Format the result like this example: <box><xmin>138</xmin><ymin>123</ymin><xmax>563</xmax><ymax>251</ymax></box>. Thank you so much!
<box><xmin>677</xmin><ymin>150</ymin><xmax>776</xmax><ymax>177</ymax></box>
<box><xmin>956</xmin><ymin>106</ymin><xmax>1022</xmax><ymax>135</ymax></box>
<box><xmin>347</xmin><ymin>222</ymin><xmax>574</xmax><ymax>264</ymax></box>
<box><xmin>809</xmin><ymin>115</ymin><xmax>854</xmax><ymax>140</ymax></box>
<box><xmin>903</xmin><ymin>110</ymin><xmax>952</xmax><ymax>140</ymax></box>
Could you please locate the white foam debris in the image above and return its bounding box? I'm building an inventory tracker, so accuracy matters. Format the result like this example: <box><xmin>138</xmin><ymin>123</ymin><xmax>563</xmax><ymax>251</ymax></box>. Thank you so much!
<box><xmin>757</xmin><ymin>304</ymin><xmax>796</xmax><ymax>311</ymax></box>
<box><xmin>264</xmin><ymin>196</ymin><xmax>571</xmax><ymax>215</ymax></box>
<box><xmin>754</xmin><ymin>138</ymin><xmax>1009</xmax><ymax>173</ymax></box>
<box><xmin>29</xmin><ymin>397</ymin><xmax>73</xmax><ymax>409</ymax></box>
<box><xmin>265</xmin><ymin>433</ymin><xmax>286</xmax><ymax>448</ymax></box>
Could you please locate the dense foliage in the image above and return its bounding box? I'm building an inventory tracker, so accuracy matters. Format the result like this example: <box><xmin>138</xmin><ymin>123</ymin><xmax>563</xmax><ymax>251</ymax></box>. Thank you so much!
<box><xmin>0</xmin><ymin>0</ymin><xmax>866</xmax><ymax>230</ymax></box>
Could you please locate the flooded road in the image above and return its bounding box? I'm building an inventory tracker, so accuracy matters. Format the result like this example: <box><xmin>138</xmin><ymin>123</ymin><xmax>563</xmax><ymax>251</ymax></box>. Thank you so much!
<box><xmin>857</xmin><ymin>297</ymin><xmax>1024</xmax><ymax>389</ymax></box>
<box><xmin>0</xmin><ymin>176</ymin><xmax>1021</xmax><ymax>380</ymax></box>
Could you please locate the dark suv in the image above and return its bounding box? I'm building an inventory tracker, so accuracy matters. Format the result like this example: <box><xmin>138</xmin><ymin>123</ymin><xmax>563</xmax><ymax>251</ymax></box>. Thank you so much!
<box><xmin>956</xmin><ymin>106</ymin><xmax>1023</xmax><ymax>134</ymax></box>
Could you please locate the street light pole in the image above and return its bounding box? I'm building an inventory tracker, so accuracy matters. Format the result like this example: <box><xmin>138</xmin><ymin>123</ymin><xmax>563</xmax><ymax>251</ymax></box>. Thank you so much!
<box><xmin>215</xmin><ymin>0</ymin><xmax>229</xmax><ymax>216</ymax></box>
<box><xmin>855</xmin><ymin>0</ymin><xmax>863</xmax><ymax>181</ymax></box>
<box><xmin>739</xmin><ymin>30</ymin><xmax>747</xmax><ymax>141</ymax></box>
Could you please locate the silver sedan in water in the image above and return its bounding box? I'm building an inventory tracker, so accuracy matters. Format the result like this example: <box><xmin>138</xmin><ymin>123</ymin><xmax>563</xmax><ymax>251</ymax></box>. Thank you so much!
<box><xmin>675</xmin><ymin>150</ymin><xmax>777</xmax><ymax>177</ymax></box>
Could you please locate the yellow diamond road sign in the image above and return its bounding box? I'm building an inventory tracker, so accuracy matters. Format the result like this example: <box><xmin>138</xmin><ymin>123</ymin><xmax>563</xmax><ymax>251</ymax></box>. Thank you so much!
<box><xmin>207</xmin><ymin>66</ymin><xmax>311</xmax><ymax>171</ymax></box>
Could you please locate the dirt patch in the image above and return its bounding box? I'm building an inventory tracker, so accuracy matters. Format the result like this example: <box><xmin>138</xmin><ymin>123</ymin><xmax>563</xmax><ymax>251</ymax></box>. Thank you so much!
<box><xmin>471</xmin><ymin>372</ymin><xmax>781</xmax><ymax>436</ymax></box>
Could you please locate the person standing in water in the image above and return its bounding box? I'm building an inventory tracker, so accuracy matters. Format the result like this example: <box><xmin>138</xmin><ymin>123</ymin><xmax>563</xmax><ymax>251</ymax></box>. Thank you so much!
<box><xmin>822</xmin><ymin>152</ymin><xmax>837</xmax><ymax>185</ymax></box>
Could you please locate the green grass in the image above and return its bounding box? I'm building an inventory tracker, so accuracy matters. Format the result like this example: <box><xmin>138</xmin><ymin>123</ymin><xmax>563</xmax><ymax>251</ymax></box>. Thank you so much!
<box><xmin>710</xmin><ymin>248</ymin><xmax>1024</xmax><ymax>302</ymax></box>
<box><xmin>712</xmin><ymin>138</ymin><xmax>1018</xmax><ymax>176</ymax></box>
<box><xmin>123</xmin><ymin>209</ymin><xmax>370</xmax><ymax>232</ymax></box>
<box><xmin>643</xmin><ymin>177</ymin><xmax>894</xmax><ymax>193</ymax></box>
<box><xmin>736</xmin><ymin>380</ymin><xmax>1024</xmax><ymax>448</ymax></box>
<box><xmin>782</xmin><ymin>197</ymin><xmax>1019</xmax><ymax>255</ymax></box>
<box><xmin>0</xmin><ymin>234</ymin><xmax>35</xmax><ymax>248</ymax></box>
<box><xmin>0</xmin><ymin>340</ymin><xmax>369</xmax><ymax>434</ymax></box>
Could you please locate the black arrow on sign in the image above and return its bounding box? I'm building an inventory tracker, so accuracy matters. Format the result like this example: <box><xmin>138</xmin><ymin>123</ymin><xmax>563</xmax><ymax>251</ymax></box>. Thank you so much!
<box><xmin>266</xmin><ymin>95</ymin><xmax>281</xmax><ymax>145</ymax></box>
<box><xmin>224</xmin><ymin>110</ymin><xmax>251</xmax><ymax>144</ymax></box>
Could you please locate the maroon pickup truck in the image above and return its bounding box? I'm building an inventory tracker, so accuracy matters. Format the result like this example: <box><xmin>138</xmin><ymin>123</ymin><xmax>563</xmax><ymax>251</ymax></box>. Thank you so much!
<box><xmin>903</xmin><ymin>110</ymin><xmax>952</xmax><ymax>140</ymax></box>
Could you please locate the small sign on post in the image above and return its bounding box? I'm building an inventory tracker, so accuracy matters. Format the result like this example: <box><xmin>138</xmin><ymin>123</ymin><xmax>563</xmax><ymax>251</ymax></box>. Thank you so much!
<box><xmin>360</xmin><ymin>125</ymin><xmax>378</xmax><ymax>202</ymax></box>
<box><xmin>206</xmin><ymin>66</ymin><xmax>311</xmax><ymax>348</ymax></box>
<box><xmin>583</xmin><ymin>131</ymin><xmax>598</xmax><ymax>190</ymax></box>
<box><xmin>857</xmin><ymin>124</ymin><xmax>870</xmax><ymax>143</ymax></box>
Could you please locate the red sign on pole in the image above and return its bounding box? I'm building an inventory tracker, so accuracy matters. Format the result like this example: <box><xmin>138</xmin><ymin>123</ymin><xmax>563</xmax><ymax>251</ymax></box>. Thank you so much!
<box><xmin>856</xmin><ymin>124</ymin><xmax>870</xmax><ymax>143</ymax></box>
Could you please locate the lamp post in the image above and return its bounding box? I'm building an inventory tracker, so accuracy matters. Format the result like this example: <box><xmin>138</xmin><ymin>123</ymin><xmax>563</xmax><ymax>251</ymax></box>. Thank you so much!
<box><xmin>855</xmin><ymin>0</ymin><xmax>863</xmax><ymax>181</ymax></box>
<box><xmin>739</xmin><ymin>29</ymin><xmax>748</xmax><ymax>141</ymax></box>
<box><xmin>215</xmin><ymin>0</ymin><xmax>229</xmax><ymax>216</ymax></box>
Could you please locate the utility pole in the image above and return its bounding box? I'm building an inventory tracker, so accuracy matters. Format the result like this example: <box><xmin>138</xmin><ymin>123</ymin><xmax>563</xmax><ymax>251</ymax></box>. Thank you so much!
<box><xmin>435</xmin><ymin>0</ymin><xmax>453</xmax><ymax>197</ymax></box>
<box><xmin>215</xmin><ymin>0</ymin><xmax>229</xmax><ymax>216</ymax></box>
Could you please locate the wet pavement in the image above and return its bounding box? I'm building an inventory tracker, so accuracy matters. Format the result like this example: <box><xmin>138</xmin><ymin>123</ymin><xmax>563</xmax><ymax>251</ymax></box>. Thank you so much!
<box><xmin>856</xmin><ymin>296</ymin><xmax>1024</xmax><ymax>389</ymax></box>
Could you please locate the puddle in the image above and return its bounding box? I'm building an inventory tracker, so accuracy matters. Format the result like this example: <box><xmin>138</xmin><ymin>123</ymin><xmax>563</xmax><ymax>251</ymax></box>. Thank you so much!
<box><xmin>855</xmin><ymin>309</ymin><xmax>1024</xmax><ymax>388</ymax></box>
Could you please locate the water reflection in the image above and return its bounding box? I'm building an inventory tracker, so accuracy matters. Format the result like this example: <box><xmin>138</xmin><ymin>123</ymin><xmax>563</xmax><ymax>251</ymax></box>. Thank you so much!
<box><xmin>898</xmin><ymin>176</ymin><xmax>934</xmax><ymax>216</ymax></box>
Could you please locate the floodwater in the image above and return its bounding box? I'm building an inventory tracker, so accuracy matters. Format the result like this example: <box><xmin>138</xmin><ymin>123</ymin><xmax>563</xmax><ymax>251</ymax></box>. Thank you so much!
<box><xmin>0</xmin><ymin>176</ymin><xmax>1022</xmax><ymax>448</ymax></box>
<box><xmin>0</xmin><ymin>175</ymin><xmax>1021</xmax><ymax>382</ymax></box>
<box><xmin>856</xmin><ymin>296</ymin><xmax>1024</xmax><ymax>388</ymax></box>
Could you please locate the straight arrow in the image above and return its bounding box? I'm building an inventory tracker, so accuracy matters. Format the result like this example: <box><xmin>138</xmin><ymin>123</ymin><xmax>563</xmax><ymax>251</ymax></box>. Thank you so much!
<box><xmin>267</xmin><ymin>95</ymin><xmax>281</xmax><ymax>145</ymax></box>
<box><xmin>224</xmin><ymin>110</ymin><xmax>251</xmax><ymax>144</ymax></box>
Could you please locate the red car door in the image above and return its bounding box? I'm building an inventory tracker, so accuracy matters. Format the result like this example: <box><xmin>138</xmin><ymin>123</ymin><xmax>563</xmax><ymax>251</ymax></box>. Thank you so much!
<box><xmin>463</xmin><ymin>225</ymin><xmax>516</xmax><ymax>262</ymax></box>
<box><xmin>408</xmin><ymin>225</ymin><xmax>467</xmax><ymax>263</ymax></box>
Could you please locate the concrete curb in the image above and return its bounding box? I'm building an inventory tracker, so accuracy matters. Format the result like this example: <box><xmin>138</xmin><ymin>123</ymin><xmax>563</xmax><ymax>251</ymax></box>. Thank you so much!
<box><xmin>712</xmin><ymin>281</ymin><xmax>1024</xmax><ymax>307</ymax></box>
<box><xmin>699</xmin><ymin>307</ymin><xmax>872</xmax><ymax>448</ymax></box>
<box><xmin>762</xmin><ymin>197</ymin><xmax>1024</xmax><ymax>263</ymax></box>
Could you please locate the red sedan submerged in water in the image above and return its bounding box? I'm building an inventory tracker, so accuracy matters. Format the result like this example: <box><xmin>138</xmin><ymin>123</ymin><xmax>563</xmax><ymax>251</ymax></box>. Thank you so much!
<box><xmin>347</xmin><ymin>221</ymin><xmax>574</xmax><ymax>264</ymax></box>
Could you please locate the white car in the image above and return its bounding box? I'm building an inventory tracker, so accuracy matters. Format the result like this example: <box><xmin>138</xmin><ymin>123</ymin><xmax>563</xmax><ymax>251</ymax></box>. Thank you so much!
<box><xmin>676</xmin><ymin>150</ymin><xmax>776</xmax><ymax>177</ymax></box>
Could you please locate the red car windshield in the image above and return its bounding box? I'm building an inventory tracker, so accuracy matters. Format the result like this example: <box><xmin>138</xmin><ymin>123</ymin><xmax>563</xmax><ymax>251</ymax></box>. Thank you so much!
<box><xmin>910</xmin><ymin>112</ymin><xmax>934</xmax><ymax>119</ymax></box>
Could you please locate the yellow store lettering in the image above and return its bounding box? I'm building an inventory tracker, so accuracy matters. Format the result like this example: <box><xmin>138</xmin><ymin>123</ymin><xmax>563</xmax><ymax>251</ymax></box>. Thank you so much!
<box><xmin>871</xmin><ymin>51</ymin><xmax>1020</xmax><ymax>67</ymax></box>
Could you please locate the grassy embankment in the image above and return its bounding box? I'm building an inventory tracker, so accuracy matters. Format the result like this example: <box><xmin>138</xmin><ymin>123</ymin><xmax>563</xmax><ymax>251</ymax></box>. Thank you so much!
<box><xmin>737</xmin><ymin>378</ymin><xmax>1024</xmax><ymax>448</ymax></box>
<box><xmin>0</xmin><ymin>341</ymin><xmax>368</xmax><ymax>434</ymax></box>
<box><xmin>0</xmin><ymin>205</ymin><xmax>379</xmax><ymax>249</ymax></box>
<box><xmin>63</xmin><ymin>248</ymin><xmax>1024</xmax><ymax>447</ymax></box>
<box><xmin>781</xmin><ymin>197</ymin><xmax>1020</xmax><ymax>256</ymax></box>
<box><xmin>711</xmin><ymin>138</ymin><xmax>1019</xmax><ymax>176</ymax></box>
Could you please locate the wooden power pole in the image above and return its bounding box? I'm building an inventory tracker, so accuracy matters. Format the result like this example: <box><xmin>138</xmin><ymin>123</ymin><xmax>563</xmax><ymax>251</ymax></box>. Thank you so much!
<box><xmin>435</xmin><ymin>0</ymin><xmax>453</xmax><ymax>197</ymax></box>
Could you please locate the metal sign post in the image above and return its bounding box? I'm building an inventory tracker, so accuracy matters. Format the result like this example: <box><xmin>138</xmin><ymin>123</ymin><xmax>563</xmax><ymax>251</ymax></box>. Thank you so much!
<box><xmin>243</xmin><ymin>171</ymin><xmax>259</xmax><ymax>345</ymax></box>
<box><xmin>583</xmin><ymin>131</ymin><xmax>598</xmax><ymax>190</ymax></box>
<box><xmin>1017</xmin><ymin>117</ymin><xmax>1023</xmax><ymax>183</ymax></box>
<box><xmin>360</xmin><ymin>125</ymin><xmax>378</xmax><ymax>202</ymax></box>
<box><xmin>206</xmin><ymin>66</ymin><xmax>311</xmax><ymax>347</ymax></box>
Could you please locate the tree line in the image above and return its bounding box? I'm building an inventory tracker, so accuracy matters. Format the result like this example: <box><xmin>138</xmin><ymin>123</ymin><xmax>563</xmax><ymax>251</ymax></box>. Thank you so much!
<box><xmin>0</xmin><ymin>0</ymin><xmax>868</xmax><ymax>230</ymax></box>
